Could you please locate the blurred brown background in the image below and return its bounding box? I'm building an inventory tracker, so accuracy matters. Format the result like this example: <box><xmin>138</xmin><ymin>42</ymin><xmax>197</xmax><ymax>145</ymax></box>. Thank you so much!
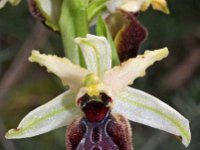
<box><xmin>0</xmin><ymin>0</ymin><xmax>200</xmax><ymax>149</ymax></box>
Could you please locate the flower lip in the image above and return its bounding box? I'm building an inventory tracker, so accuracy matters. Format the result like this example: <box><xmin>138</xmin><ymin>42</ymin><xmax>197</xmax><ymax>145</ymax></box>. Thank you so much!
<box><xmin>81</xmin><ymin>100</ymin><xmax>111</xmax><ymax>122</ymax></box>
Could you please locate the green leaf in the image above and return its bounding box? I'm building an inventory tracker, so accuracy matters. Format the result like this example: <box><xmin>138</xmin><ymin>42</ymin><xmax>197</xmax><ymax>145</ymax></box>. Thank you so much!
<box><xmin>96</xmin><ymin>16</ymin><xmax>120</xmax><ymax>66</ymax></box>
<box><xmin>5</xmin><ymin>90</ymin><xmax>80</xmax><ymax>139</ymax></box>
<box><xmin>113</xmin><ymin>87</ymin><xmax>191</xmax><ymax>147</ymax></box>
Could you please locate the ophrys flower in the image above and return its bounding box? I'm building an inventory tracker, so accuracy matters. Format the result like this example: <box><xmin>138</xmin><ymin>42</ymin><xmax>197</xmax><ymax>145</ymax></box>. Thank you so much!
<box><xmin>5</xmin><ymin>34</ymin><xmax>191</xmax><ymax>148</ymax></box>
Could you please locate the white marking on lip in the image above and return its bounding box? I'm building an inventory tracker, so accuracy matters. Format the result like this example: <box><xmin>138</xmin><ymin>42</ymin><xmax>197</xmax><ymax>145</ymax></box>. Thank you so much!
<box><xmin>105</xmin><ymin>119</ymin><xmax>111</xmax><ymax>136</ymax></box>
<box><xmin>91</xmin><ymin>145</ymin><xmax>103</xmax><ymax>150</ymax></box>
<box><xmin>76</xmin><ymin>121</ymin><xmax>88</xmax><ymax>150</ymax></box>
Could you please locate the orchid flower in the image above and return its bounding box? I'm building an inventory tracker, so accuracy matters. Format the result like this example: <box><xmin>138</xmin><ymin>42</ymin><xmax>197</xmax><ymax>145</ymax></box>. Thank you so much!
<box><xmin>5</xmin><ymin>34</ymin><xmax>191</xmax><ymax>147</ymax></box>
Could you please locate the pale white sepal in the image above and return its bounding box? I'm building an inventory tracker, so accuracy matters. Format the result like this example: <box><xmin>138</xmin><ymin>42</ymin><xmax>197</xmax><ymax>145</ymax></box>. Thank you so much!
<box><xmin>5</xmin><ymin>90</ymin><xmax>81</xmax><ymax>139</ymax></box>
<box><xmin>29</xmin><ymin>50</ymin><xmax>89</xmax><ymax>92</ymax></box>
<box><xmin>112</xmin><ymin>87</ymin><xmax>191</xmax><ymax>147</ymax></box>
<box><xmin>106</xmin><ymin>0</ymin><xmax>146</xmax><ymax>13</ymax></box>
<box><xmin>75</xmin><ymin>34</ymin><xmax>112</xmax><ymax>75</ymax></box>
<box><xmin>0</xmin><ymin>0</ymin><xmax>20</xmax><ymax>8</ymax></box>
<box><xmin>102</xmin><ymin>47</ymin><xmax>169</xmax><ymax>93</ymax></box>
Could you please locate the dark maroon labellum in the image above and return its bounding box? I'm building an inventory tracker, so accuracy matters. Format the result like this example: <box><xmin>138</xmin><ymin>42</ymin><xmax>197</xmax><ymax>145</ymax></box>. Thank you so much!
<box><xmin>66</xmin><ymin>94</ymin><xmax>133</xmax><ymax>150</ymax></box>
<box><xmin>82</xmin><ymin>101</ymin><xmax>110</xmax><ymax>122</ymax></box>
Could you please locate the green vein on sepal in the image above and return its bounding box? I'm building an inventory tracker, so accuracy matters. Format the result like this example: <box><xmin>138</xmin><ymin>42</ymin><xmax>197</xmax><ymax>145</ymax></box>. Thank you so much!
<box><xmin>5</xmin><ymin>91</ymin><xmax>79</xmax><ymax>139</ymax></box>
<box><xmin>120</xmin><ymin>95</ymin><xmax>190</xmax><ymax>142</ymax></box>
<box><xmin>114</xmin><ymin>87</ymin><xmax>191</xmax><ymax>146</ymax></box>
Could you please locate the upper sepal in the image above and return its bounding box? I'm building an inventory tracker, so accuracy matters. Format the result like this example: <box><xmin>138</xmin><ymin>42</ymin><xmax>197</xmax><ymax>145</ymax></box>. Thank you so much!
<box><xmin>75</xmin><ymin>34</ymin><xmax>112</xmax><ymax>75</ymax></box>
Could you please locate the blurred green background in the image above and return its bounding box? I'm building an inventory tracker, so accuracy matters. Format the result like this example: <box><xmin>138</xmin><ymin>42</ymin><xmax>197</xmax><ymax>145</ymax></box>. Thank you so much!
<box><xmin>0</xmin><ymin>0</ymin><xmax>200</xmax><ymax>150</ymax></box>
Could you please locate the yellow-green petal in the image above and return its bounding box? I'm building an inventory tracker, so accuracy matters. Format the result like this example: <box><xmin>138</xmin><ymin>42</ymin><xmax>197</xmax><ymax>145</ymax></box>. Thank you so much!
<box><xmin>141</xmin><ymin>0</ymin><xmax>170</xmax><ymax>14</ymax></box>
<box><xmin>5</xmin><ymin>90</ymin><xmax>80</xmax><ymax>139</ymax></box>
<box><xmin>113</xmin><ymin>87</ymin><xmax>191</xmax><ymax>147</ymax></box>
<box><xmin>151</xmin><ymin>0</ymin><xmax>170</xmax><ymax>14</ymax></box>
<box><xmin>102</xmin><ymin>47</ymin><xmax>169</xmax><ymax>93</ymax></box>
<box><xmin>29</xmin><ymin>50</ymin><xmax>89</xmax><ymax>92</ymax></box>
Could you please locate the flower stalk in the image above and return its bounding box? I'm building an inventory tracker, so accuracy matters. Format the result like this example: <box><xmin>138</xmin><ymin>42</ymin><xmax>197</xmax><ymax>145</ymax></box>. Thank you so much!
<box><xmin>59</xmin><ymin>0</ymin><xmax>89</xmax><ymax>65</ymax></box>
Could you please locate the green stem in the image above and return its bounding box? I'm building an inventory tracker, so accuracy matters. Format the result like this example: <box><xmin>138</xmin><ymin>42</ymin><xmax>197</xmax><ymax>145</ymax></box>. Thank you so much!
<box><xmin>59</xmin><ymin>0</ymin><xmax>89</xmax><ymax>65</ymax></box>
